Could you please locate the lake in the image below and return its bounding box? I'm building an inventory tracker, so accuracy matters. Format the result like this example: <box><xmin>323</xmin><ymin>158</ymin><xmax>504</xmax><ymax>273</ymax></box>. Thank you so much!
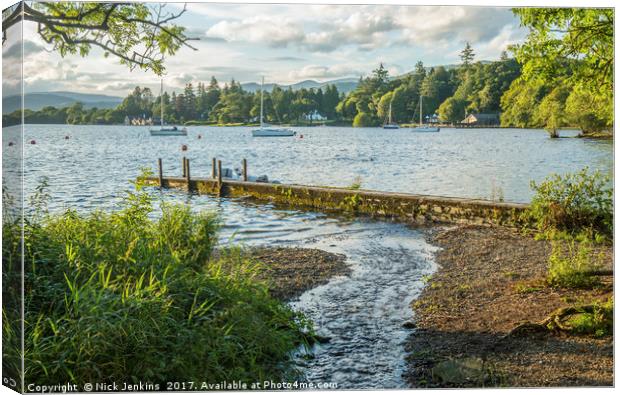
<box><xmin>2</xmin><ymin>124</ymin><xmax>613</xmax><ymax>388</ymax></box>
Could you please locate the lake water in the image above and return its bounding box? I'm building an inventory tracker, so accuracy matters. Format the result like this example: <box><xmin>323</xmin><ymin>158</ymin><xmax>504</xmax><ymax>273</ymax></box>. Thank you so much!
<box><xmin>2</xmin><ymin>124</ymin><xmax>613</xmax><ymax>388</ymax></box>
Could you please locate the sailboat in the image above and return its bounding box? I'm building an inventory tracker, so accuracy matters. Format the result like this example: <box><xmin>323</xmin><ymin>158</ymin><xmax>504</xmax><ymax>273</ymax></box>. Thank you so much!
<box><xmin>383</xmin><ymin>100</ymin><xmax>399</xmax><ymax>129</ymax></box>
<box><xmin>150</xmin><ymin>79</ymin><xmax>188</xmax><ymax>136</ymax></box>
<box><xmin>411</xmin><ymin>95</ymin><xmax>440</xmax><ymax>133</ymax></box>
<box><xmin>252</xmin><ymin>77</ymin><xmax>296</xmax><ymax>137</ymax></box>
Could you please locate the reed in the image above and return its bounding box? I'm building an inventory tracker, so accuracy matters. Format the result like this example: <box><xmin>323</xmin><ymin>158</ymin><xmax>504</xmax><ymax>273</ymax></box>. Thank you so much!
<box><xmin>3</xmin><ymin>174</ymin><xmax>311</xmax><ymax>386</ymax></box>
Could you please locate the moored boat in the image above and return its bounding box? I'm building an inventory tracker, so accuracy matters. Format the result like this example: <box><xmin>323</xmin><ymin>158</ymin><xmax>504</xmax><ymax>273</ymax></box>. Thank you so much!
<box><xmin>411</xmin><ymin>95</ymin><xmax>440</xmax><ymax>133</ymax></box>
<box><xmin>383</xmin><ymin>100</ymin><xmax>399</xmax><ymax>129</ymax></box>
<box><xmin>252</xmin><ymin>77</ymin><xmax>296</xmax><ymax>137</ymax></box>
<box><xmin>150</xmin><ymin>79</ymin><xmax>188</xmax><ymax>136</ymax></box>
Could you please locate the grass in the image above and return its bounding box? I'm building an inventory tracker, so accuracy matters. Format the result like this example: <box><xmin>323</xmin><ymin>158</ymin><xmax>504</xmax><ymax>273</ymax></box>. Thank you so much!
<box><xmin>3</xmin><ymin>174</ymin><xmax>312</xmax><ymax>387</ymax></box>
<box><xmin>566</xmin><ymin>298</ymin><xmax>613</xmax><ymax>337</ymax></box>
<box><xmin>348</xmin><ymin>176</ymin><xmax>363</xmax><ymax>190</ymax></box>
<box><xmin>547</xmin><ymin>241</ymin><xmax>603</xmax><ymax>289</ymax></box>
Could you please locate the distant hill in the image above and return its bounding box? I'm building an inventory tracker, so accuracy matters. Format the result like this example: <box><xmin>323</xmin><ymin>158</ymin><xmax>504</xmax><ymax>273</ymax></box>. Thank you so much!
<box><xmin>2</xmin><ymin>91</ymin><xmax>123</xmax><ymax>113</ymax></box>
<box><xmin>241</xmin><ymin>77</ymin><xmax>359</xmax><ymax>94</ymax></box>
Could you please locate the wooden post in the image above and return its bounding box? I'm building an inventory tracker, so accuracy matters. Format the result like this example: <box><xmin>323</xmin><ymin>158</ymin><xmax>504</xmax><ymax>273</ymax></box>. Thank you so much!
<box><xmin>242</xmin><ymin>158</ymin><xmax>248</xmax><ymax>182</ymax></box>
<box><xmin>217</xmin><ymin>160</ymin><xmax>223</xmax><ymax>195</ymax></box>
<box><xmin>185</xmin><ymin>158</ymin><xmax>191</xmax><ymax>191</ymax></box>
<box><xmin>157</xmin><ymin>158</ymin><xmax>163</xmax><ymax>187</ymax></box>
<box><xmin>212</xmin><ymin>157</ymin><xmax>216</xmax><ymax>178</ymax></box>
<box><xmin>182</xmin><ymin>156</ymin><xmax>187</xmax><ymax>177</ymax></box>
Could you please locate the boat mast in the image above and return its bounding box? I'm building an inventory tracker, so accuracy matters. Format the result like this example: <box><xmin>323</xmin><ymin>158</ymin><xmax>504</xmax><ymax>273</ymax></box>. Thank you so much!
<box><xmin>260</xmin><ymin>76</ymin><xmax>264</xmax><ymax>128</ymax></box>
<box><xmin>388</xmin><ymin>101</ymin><xmax>393</xmax><ymax>124</ymax></box>
<box><xmin>160</xmin><ymin>79</ymin><xmax>164</xmax><ymax>127</ymax></box>
<box><xmin>419</xmin><ymin>95</ymin><xmax>423</xmax><ymax>126</ymax></box>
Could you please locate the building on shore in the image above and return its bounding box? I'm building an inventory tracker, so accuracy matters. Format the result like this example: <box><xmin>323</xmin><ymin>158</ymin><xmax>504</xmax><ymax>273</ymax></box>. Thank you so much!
<box><xmin>461</xmin><ymin>113</ymin><xmax>500</xmax><ymax>126</ymax></box>
<box><xmin>124</xmin><ymin>115</ymin><xmax>154</xmax><ymax>126</ymax></box>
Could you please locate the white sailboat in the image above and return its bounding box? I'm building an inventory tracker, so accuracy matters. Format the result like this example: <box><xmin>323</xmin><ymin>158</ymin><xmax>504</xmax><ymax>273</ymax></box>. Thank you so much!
<box><xmin>252</xmin><ymin>77</ymin><xmax>296</xmax><ymax>137</ymax></box>
<box><xmin>383</xmin><ymin>100</ymin><xmax>399</xmax><ymax>129</ymax></box>
<box><xmin>150</xmin><ymin>79</ymin><xmax>188</xmax><ymax>136</ymax></box>
<box><xmin>411</xmin><ymin>95</ymin><xmax>440</xmax><ymax>133</ymax></box>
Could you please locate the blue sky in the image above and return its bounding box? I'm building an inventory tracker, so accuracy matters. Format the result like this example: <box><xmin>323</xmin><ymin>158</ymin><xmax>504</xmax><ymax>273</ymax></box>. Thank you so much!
<box><xmin>4</xmin><ymin>2</ymin><xmax>529</xmax><ymax>97</ymax></box>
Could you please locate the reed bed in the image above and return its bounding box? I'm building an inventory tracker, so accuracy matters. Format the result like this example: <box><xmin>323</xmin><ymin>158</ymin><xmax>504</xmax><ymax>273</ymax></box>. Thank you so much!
<box><xmin>3</xmin><ymin>176</ymin><xmax>312</xmax><ymax>386</ymax></box>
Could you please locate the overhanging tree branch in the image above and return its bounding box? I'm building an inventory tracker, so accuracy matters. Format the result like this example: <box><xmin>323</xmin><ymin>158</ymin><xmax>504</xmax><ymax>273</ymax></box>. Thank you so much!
<box><xmin>2</xmin><ymin>2</ymin><xmax>198</xmax><ymax>75</ymax></box>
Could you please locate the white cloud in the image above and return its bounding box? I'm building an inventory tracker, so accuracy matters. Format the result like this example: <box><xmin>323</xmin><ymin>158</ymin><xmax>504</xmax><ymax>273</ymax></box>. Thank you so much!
<box><xmin>287</xmin><ymin>64</ymin><xmax>363</xmax><ymax>81</ymax></box>
<box><xmin>206</xmin><ymin>16</ymin><xmax>305</xmax><ymax>48</ymax></box>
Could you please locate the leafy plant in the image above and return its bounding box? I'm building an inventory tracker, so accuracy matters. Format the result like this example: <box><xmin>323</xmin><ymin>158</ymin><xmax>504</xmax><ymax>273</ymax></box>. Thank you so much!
<box><xmin>10</xmin><ymin>179</ymin><xmax>311</xmax><ymax>387</ymax></box>
<box><xmin>547</xmin><ymin>241</ymin><xmax>603</xmax><ymax>289</ymax></box>
<box><xmin>566</xmin><ymin>298</ymin><xmax>613</xmax><ymax>337</ymax></box>
<box><xmin>528</xmin><ymin>168</ymin><xmax>612</xmax><ymax>240</ymax></box>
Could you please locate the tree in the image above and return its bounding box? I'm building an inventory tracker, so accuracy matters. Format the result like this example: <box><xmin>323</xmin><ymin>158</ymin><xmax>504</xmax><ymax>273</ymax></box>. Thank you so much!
<box><xmin>565</xmin><ymin>84</ymin><xmax>612</xmax><ymax>134</ymax></box>
<box><xmin>512</xmin><ymin>8</ymin><xmax>613</xmax><ymax>134</ymax></box>
<box><xmin>372</xmin><ymin>63</ymin><xmax>390</xmax><ymax>87</ymax></box>
<box><xmin>352</xmin><ymin>112</ymin><xmax>373</xmax><ymax>127</ymax></box>
<box><xmin>534</xmin><ymin>84</ymin><xmax>570</xmax><ymax>138</ymax></box>
<box><xmin>512</xmin><ymin>8</ymin><xmax>613</xmax><ymax>90</ymax></box>
<box><xmin>460</xmin><ymin>42</ymin><xmax>475</xmax><ymax>68</ymax></box>
<box><xmin>438</xmin><ymin>97</ymin><xmax>467</xmax><ymax>124</ymax></box>
<box><xmin>2</xmin><ymin>2</ymin><xmax>197</xmax><ymax>75</ymax></box>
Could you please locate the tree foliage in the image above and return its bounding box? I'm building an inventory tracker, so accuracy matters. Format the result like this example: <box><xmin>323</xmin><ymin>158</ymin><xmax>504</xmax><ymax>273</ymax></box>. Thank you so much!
<box><xmin>2</xmin><ymin>2</ymin><xmax>197</xmax><ymax>75</ymax></box>
<box><xmin>508</xmin><ymin>8</ymin><xmax>613</xmax><ymax>134</ymax></box>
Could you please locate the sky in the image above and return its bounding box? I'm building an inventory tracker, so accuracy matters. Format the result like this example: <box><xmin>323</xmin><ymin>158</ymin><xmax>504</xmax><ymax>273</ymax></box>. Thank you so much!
<box><xmin>2</xmin><ymin>2</ymin><xmax>529</xmax><ymax>97</ymax></box>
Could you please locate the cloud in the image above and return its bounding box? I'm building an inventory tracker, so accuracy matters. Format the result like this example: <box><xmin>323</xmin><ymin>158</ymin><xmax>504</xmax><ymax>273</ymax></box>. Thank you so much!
<box><xmin>287</xmin><ymin>64</ymin><xmax>363</xmax><ymax>81</ymax></box>
<box><xmin>202</xmin><ymin>6</ymin><xmax>519</xmax><ymax>56</ymax></box>
<box><xmin>205</xmin><ymin>9</ymin><xmax>398</xmax><ymax>52</ymax></box>
<box><xmin>206</xmin><ymin>16</ymin><xmax>305</xmax><ymax>48</ymax></box>
<box><xmin>396</xmin><ymin>7</ymin><xmax>517</xmax><ymax>47</ymax></box>
<box><xmin>2</xmin><ymin>40</ymin><xmax>46</xmax><ymax>59</ymax></box>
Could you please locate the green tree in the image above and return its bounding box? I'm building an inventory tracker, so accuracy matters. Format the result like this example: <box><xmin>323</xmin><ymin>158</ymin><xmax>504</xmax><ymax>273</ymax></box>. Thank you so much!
<box><xmin>437</xmin><ymin>97</ymin><xmax>466</xmax><ymax>124</ymax></box>
<box><xmin>460</xmin><ymin>42</ymin><xmax>475</xmax><ymax>68</ymax></box>
<box><xmin>534</xmin><ymin>83</ymin><xmax>571</xmax><ymax>138</ymax></box>
<box><xmin>352</xmin><ymin>112</ymin><xmax>373</xmax><ymax>127</ymax></box>
<box><xmin>565</xmin><ymin>85</ymin><xmax>612</xmax><ymax>134</ymax></box>
<box><xmin>512</xmin><ymin>8</ymin><xmax>613</xmax><ymax>134</ymax></box>
<box><xmin>2</xmin><ymin>2</ymin><xmax>196</xmax><ymax>75</ymax></box>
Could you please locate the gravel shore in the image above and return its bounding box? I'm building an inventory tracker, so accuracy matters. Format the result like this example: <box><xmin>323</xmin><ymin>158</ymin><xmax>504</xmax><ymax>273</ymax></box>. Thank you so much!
<box><xmin>250</xmin><ymin>247</ymin><xmax>350</xmax><ymax>301</ymax></box>
<box><xmin>404</xmin><ymin>225</ymin><xmax>613</xmax><ymax>387</ymax></box>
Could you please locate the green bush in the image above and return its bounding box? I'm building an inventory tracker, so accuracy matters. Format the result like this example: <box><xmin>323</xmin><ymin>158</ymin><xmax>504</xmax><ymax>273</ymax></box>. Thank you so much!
<box><xmin>547</xmin><ymin>241</ymin><xmax>602</xmax><ymax>289</ymax></box>
<box><xmin>567</xmin><ymin>298</ymin><xmax>613</xmax><ymax>337</ymax></box>
<box><xmin>7</xmin><ymin>180</ymin><xmax>311</xmax><ymax>387</ymax></box>
<box><xmin>528</xmin><ymin>168</ymin><xmax>612</xmax><ymax>240</ymax></box>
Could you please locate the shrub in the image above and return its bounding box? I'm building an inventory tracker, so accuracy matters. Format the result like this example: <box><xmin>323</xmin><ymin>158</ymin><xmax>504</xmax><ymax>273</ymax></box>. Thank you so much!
<box><xmin>11</xmin><ymin>181</ymin><xmax>311</xmax><ymax>387</ymax></box>
<box><xmin>528</xmin><ymin>167</ymin><xmax>612</xmax><ymax>240</ymax></box>
<box><xmin>547</xmin><ymin>241</ymin><xmax>602</xmax><ymax>289</ymax></box>
<box><xmin>567</xmin><ymin>298</ymin><xmax>613</xmax><ymax>337</ymax></box>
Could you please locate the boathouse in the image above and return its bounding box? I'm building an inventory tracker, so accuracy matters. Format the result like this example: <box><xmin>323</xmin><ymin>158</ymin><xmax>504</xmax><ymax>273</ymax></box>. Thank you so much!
<box><xmin>461</xmin><ymin>113</ymin><xmax>500</xmax><ymax>126</ymax></box>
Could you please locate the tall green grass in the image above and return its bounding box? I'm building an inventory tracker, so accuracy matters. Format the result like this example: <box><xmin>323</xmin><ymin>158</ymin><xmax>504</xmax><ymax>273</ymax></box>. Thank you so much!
<box><xmin>5</xmin><ymin>175</ymin><xmax>312</xmax><ymax>386</ymax></box>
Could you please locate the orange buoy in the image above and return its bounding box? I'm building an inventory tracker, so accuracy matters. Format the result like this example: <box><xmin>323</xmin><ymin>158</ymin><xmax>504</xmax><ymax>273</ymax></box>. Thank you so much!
<box><xmin>181</xmin><ymin>144</ymin><xmax>188</xmax><ymax>151</ymax></box>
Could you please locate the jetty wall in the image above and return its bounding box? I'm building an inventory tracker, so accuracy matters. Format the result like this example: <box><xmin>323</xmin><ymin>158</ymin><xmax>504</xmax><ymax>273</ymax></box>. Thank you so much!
<box><xmin>144</xmin><ymin>175</ymin><xmax>529</xmax><ymax>226</ymax></box>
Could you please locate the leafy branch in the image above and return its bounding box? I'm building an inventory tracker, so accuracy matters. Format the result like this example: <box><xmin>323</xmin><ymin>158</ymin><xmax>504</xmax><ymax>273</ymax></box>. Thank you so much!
<box><xmin>2</xmin><ymin>2</ymin><xmax>198</xmax><ymax>75</ymax></box>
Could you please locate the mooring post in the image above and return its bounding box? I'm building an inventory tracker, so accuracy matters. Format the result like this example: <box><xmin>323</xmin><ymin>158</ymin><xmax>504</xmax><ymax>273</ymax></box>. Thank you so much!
<box><xmin>157</xmin><ymin>158</ymin><xmax>163</xmax><ymax>187</ymax></box>
<box><xmin>217</xmin><ymin>160</ymin><xmax>223</xmax><ymax>194</ymax></box>
<box><xmin>182</xmin><ymin>156</ymin><xmax>187</xmax><ymax>178</ymax></box>
<box><xmin>212</xmin><ymin>157</ymin><xmax>216</xmax><ymax>178</ymax></box>
<box><xmin>185</xmin><ymin>158</ymin><xmax>191</xmax><ymax>191</ymax></box>
<box><xmin>242</xmin><ymin>158</ymin><xmax>248</xmax><ymax>182</ymax></box>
